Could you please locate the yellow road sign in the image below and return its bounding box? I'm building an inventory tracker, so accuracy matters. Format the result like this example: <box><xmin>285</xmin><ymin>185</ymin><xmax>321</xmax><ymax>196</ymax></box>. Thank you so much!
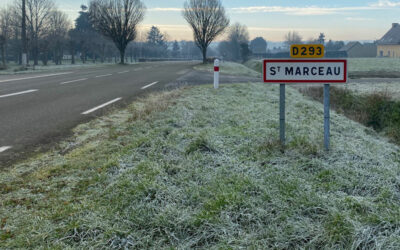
<box><xmin>290</xmin><ymin>44</ymin><xmax>324</xmax><ymax>58</ymax></box>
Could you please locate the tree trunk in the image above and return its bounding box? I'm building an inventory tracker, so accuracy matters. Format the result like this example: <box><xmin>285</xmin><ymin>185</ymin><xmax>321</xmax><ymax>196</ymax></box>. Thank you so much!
<box><xmin>101</xmin><ymin>44</ymin><xmax>105</xmax><ymax>63</ymax></box>
<box><xmin>202</xmin><ymin>46</ymin><xmax>207</xmax><ymax>64</ymax></box>
<box><xmin>120</xmin><ymin>48</ymin><xmax>125</xmax><ymax>64</ymax></box>
<box><xmin>70</xmin><ymin>44</ymin><xmax>75</xmax><ymax>64</ymax></box>
<box><xmin>1</xmin><ymin>43</ymin><xmax>6</xmax><ymax>67</ymax></box>
<box><xmin>33</xmin><ymin>49</ymin><xmax>38</xmax><ymax>65</ymax></box>
<box><xmin>33</xmin><ymin>38</ymin><xmax>39</xmax><ymax>66</ymax></box>
<box><xmin>60</xmin><ymin>48</ymin><xmax>63</xmax><ymax>65</ymax></box>
<box><xmin>82</xmin><ymin>51</ymin><xmax>86</xmax><ymax>64</ymax></box>
<box><xmin>54</xmin><ymin>49</ymin><xmax>58</xmax><ymax>65</ymax></box>
<box><xmin>42</xmin><ymin>51</ymin><xmax>48</xmax><ymax>66</ymax></box>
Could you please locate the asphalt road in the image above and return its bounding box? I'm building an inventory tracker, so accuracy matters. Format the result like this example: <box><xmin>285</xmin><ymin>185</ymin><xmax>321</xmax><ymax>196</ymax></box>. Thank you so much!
<box><xmin>0</xmin><ymin>62</ymin><xmax>260</xmax><ymax>167</ymax></box>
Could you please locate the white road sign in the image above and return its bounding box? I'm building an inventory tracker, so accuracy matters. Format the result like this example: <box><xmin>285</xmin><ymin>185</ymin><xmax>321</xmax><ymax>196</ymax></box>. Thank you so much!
<box><xmin>263</xmin><ymin>59</ymin><xmax>347</xmax><ymax>83</ymax></box>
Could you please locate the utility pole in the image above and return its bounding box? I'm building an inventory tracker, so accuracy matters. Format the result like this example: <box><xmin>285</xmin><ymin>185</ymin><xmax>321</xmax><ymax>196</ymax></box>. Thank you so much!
<box><xmin>21</xmin><ymin>0</ymin><xmax>27</xmax><ymax>67</ymax></box>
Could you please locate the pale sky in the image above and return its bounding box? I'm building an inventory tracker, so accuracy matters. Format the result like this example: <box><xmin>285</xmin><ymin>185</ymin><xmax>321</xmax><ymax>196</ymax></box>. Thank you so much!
<box><xmin>2</xmin><ymin>0</ymin><xmax>400</xmax><ymax>42</ymax></box>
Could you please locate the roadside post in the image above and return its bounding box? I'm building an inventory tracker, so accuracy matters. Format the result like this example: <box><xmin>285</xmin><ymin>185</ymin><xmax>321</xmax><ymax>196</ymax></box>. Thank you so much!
<box><xmin>279</xmin><ymin>83</ymin><xmax>285</xmax><ymax>144</ymax></box>
<box><xmin>324</xmin><ymin>84</ymin><xmax>330</xmax><ymax>150</ymax></box>
<box><xmin>214</xmin><ymin>59</ymin><xmax>220</xmax><ymax>89</ymax></box>
<box><xmin>263</xmin><ymin>44</ymin><xmax>347</xmax><ymax>151</ymax></box>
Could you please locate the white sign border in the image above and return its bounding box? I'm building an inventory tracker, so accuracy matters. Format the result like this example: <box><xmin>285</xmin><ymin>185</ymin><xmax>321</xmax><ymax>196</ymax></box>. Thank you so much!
<box><xmin>263</xmin><ymin>59</ymin><xmax>348</xmax><ymax>84</ymax></box>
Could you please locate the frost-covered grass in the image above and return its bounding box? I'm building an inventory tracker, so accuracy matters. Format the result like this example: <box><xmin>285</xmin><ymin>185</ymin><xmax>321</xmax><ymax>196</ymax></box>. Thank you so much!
<box><xmin>348</xmin><ymin>58</ymin><xmax>400</xmax><ymax>72</ymax></box>
<box><xmin>246</xmin><ymin>58</ymin><xmax>400</xmax><ymax>78</ymax></box>
<box><xmin>340</xmin><ymin>80</ymin><xmax>400</xmax><ymax>100</ymax></box>
<box><xmin>2</xmin><ymin>83</ymin><xmax>400</xmax><ymax>248</ymax></box>
<box><xmin>194</xmin><ymin>61</ymin><xmax>261</xmax><ymax>77</ymax></box>
<box><xmin>244</xmin><ymin>60</ymin><xmax>263</xmax><ymax>73</ymax></box>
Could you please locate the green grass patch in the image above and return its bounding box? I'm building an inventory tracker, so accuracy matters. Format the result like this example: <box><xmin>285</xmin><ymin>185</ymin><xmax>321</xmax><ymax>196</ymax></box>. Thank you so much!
<box><xmin>2</xmin><ymin>83</ymin><xmax>400</xmax><ymax>248</ymax></box>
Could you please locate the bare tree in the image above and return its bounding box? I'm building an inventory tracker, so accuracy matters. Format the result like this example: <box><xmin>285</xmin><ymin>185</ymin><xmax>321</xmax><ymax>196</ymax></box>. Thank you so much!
<box><xmin>22</xmin><ymin>0</ymin><xmax>27</xmax><ymax>66</ymax></box>
<box><xmin>46</xmin><ymin>11</ymin><xmax>70</xmax><ymax>65</ymax></box>
<box><xmin>183</xmin><ymin>0</ymin><xmax>229</xmax><ymax>63</ymax></box>
<box><xmin>0</xmin><ymin>7</ymin><xmax>12</xmax><ymax>68</ymax></box>
<box><xmin>24</xmin><ymin>0</ymin><xmax>55</xmax><ymax>65</ymax></box>
<box><xmin>284</xmin><ymin>31</ymin><xmax>302</xmax><ymax>48</ymax></box>
<box><xmin>89</xmin><ymin>0</ymin><xmax>146</xmax><ymax>64</ymax></box>
<box><xmin>226</xmin><ymin>23</ymin><xmax>249</xmax><ymax>62</ymax></box>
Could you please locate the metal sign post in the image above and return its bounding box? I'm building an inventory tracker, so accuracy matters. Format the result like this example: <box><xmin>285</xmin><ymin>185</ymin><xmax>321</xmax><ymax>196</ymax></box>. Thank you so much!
<box><xmin>324</xmin><ymin>84</ymin><xmax>330</xmax><ymax>151</ymax></box>
<box><xmin>280</xmin><ymin>84</ymin><xmax>285</xmax><ymax>145</ymax></box>
<box><xmin>263</xmin><ymin>57</ymin><xmax>347</xmax><ymax>151</ymax></box>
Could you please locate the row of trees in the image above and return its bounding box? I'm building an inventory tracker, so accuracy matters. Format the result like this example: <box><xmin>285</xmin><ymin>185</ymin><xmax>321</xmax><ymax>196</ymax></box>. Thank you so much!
<box><xmin>284</xmin><ymin>31</ymin><xmax>345</xmax><ymax>51</ymax></box>
<box><xmin>0</xmin><ymin>0</ymin><xmax>347</xmax><ymax>67</ymax></box>
<box><xmin>0</xmin><ymin>0</ymin><xmax>231</xmax><ymax>66</ymax></box>
<box><xmin>0</xmin><ymin>0</ymin><xmax>72</xmax><ymax>67</ymax></box>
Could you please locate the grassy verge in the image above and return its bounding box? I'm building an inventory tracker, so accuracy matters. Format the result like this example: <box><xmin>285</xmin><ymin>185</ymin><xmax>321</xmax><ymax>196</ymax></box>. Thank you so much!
<box><xmin>299</xmin><ymin>86</ymin><xmax>400</xmax><ymax>144</ymax></box>
<box><xmin>194</xmin><ymin>61</ymin><xmax>261</xmax><ymax>77</ymax></box>
<box><xmin>245</xmin><ymin>57</ymin><xmax>400</xmax><ymax>144</ymax></box>
<box><xmin>340</xmin><ymin>79</ymin><xmax>400</xmax><ymax>100</ymax></box>
<box><xmin>2</xmin><ymin>83</ymin><xmax>400</xmax><ymax>248</ymax></box>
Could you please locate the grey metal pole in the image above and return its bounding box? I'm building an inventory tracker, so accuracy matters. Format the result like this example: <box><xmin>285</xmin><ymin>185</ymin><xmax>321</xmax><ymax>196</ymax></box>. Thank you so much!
<box><xmin>280</xmin><ymin>84</ymin><xmax>286</xmax><ymax>145</ymax></box>
<box><xmin>324</xmin><ymin>84</ymin><xmax>330</xmax><ymax>151</ymax></box>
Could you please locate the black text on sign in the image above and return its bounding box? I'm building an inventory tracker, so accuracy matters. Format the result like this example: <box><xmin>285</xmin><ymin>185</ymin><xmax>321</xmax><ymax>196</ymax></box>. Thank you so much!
<box><xmin>263</xmin><ymin>59</ymin><xmax>347</xmax><ymax>83</ymax></box>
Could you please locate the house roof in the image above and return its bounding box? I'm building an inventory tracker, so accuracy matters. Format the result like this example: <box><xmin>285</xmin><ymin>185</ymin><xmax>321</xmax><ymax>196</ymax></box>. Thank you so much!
<box><xmin>378</xmin><ymin>23</ymin><xmax>400</xmax><ymax>45</ymax></box>
<box><xmin>339</xmin><ymin>42</ymin><xmax>361</xmax><ymax>52</ymax></box>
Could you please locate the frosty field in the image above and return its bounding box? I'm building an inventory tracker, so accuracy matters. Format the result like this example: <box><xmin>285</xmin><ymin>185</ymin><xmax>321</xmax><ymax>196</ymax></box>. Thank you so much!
<box><xmin>348</xmin><ymin>58</ymin><xmax>400</xmax><ymax>72</ymax></box>
<box><xmin>194</xmin><ymin>61</ymin><xmax>261</xmax><ymax>77</ymax></box>
<box><xmin>1</xmin><ymin>83</ymin><xmax>400</xmax><ymax>248</ymax></box>
<box><xmin>246</xmin><ymin>58</ymin><xmax>400</xmax><ymax>79</ymax></box>
<box><xmin>340</xmin><ymin>79</ymin><xmax>400</xmax><ymax>100</ymax></box>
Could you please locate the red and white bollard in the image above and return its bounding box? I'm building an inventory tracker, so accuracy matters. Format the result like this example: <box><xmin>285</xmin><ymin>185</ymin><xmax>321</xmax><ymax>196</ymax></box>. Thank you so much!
<box><xmin>214</xmin><ymin>59</ymin><xmax>220</xmax><ymax>89</ymax></box>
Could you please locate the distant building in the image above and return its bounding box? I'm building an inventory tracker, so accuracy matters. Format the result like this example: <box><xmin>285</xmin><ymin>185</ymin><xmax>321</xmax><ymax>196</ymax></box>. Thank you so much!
<box><xmin>339</xmin><ymin>42</ymin><xmax>377</xmax><ymax>58</ymax></box>
<box><xmin>377</xmin><ymin>23</ymin><xmax>400</xmax><ymax>57</ymax></box>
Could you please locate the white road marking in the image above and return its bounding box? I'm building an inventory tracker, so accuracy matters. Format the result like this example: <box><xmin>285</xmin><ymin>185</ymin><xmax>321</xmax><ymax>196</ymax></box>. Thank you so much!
<box><xmin>60</xmin><ymin>78</ymin><xmax>88</xmax><ymax>85</ymax></box>
<box><xmin>118</xmin><ymin>71</ymin><xmax>129</xmax><ymax>74</ymax></box>
<box><xmin>0</xmin><ymin>146</ymin><xmax>12</xmax><ymax>153</ymax></box>
<box><xmin>0</xmin><ymin>72</ymin><xmax>73</xmax><ymax>83</ymax></box>
<box><xmin>95</xmin><ymin>74</ymin><xmax>112</xmax><ymax>78</ymax></box>
<box><xmin>141</xmin><ymin>81</ymin><xmax>159</xmax><ymax>90</ymax></box>
<box><xmin>0</xmin><ymin>89</ymin><xmax>38</xmax><ymax>99</ymax></box>
<box><xmin>82</xmin><ymin>97</ymin><xmax>122</xmax><ymax>115</ymax></box>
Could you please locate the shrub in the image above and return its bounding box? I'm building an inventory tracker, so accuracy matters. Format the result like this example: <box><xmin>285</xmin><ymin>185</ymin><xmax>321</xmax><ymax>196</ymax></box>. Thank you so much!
<box><xmin>300</xmin><ymin>86</ymin><xmax>400</xmax><ymax>144</ymax></box>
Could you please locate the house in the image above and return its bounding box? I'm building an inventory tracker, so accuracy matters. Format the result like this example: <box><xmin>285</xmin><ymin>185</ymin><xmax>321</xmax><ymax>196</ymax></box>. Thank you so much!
<box><xmin>377</xmin><ymin>23</ymin><xmax>400</xmax><ymax>57</ymax></box>
<box><xmin>339</xmin><ymin>42</ymin><xmax>377</xmax><ymax>58</ymax></box>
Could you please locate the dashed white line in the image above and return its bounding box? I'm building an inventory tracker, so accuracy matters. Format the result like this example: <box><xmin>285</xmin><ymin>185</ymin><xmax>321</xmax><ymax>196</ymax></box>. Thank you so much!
<box><xmin>0</xmin><ymin>72</ymin><xmax>73</xmax><ymax>83</ymax></box>
<box><xmin>95</xmin><ymin>74</ymin><xmax>112</xmax><ymax>78</ymax></box>
<box><xmin>118</xmin><ymin>71</ymin><xmax>129</xmax><ymax>74</ymax></box>
<box><xmin>0</xmin><ymin>146</ymin><xmax>12</xmax><ymax>153</ymax></box>
<box><xmin>0</xmin><ymin>89</ymin><xmax>38</xmax><ymax>99</ymax></box>
<box><xmin>82</xmin><ymin>97</ymin><xmax>122</xmax><ymax>115</ymax></box>
<box><xmin>60</xmin><ymin>78</ymin><xmax>88</xmax><ymax>85</ymax></box>
<box><xmin>141</xmin><ymin>81</ymin><xmax>159</xmax><ymax>90</ymax></box>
